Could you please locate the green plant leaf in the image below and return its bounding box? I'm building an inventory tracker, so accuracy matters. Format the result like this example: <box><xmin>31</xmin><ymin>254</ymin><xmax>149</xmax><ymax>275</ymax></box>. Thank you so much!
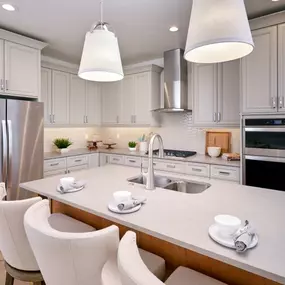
<box><xmin>53</xmin><ymin>138</ymin><xmax>73</xmax><ymax>149</ymax></box>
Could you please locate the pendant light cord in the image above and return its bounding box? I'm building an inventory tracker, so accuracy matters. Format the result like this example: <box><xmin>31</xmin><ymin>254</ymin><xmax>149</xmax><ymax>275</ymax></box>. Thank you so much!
<box><xmin>100</xmin><ymin>0</ymin><xmax>103</xmax><ymax>29</ymax></box>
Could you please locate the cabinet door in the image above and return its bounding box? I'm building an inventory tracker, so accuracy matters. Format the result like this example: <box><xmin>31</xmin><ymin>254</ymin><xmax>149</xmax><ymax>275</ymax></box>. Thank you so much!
<box><xmin>192</xmin><ymin>63</ymin><xmax>218</xmax><ymax>125</ymax></box>
<box><xmin>278</xmin><ymin>23</ymin><xmax>285</xmax><ymax>112</ymax></box>
<box><xmin>52</xmin><ymin>70</ymin><xmax>70</xmax><ymax>125</ymax></box>
<box><xmin>134</xmin><ymin>72</ymin><xmax>151</xmax><ymax>125</ymax></box>
<box><xmin>41</xmin><ymin>68</ymin><xmax>52</xmax><ymax>125</ymax></box>
<box><xmin>89</xmin><ymin>153</ymin><xmax>99</xmax><ymax>168</ymax></box>
<box><xmin>86</xmin><ymin>81</ymin><xmax>101</xmax><ymax>125</ymax></box>
<box><xmin>120</xmin><ymin>75</ymin><xmax>135</xmax><ymax>124</ymax></box>
<box><xmin>241</xmin><ymin>26</ymin><xmax>278</xmax><ymax>113</ymax></box>
<box><xmin>69</xmin><ymin>75</ymin><xmax>86</xmax><ymax>125</ymax></box>
<box><xmin>218</xmin><ymin>60</ymin><xmax>240</xmax><ymax>126</ymax></box>
<box><xmin>99</xmin><ymin>153</ymin><xmax>109</xmax><ymax>166</ymax></box>
<box><xmin>101</xmin><ymin>81</ymin><xmax>121</xmax><ymax>124</ymax></box>
<box><xmin>4</xmin><ymin>41</ymin><xmax>40</xmax><ymax>97</ymax></box>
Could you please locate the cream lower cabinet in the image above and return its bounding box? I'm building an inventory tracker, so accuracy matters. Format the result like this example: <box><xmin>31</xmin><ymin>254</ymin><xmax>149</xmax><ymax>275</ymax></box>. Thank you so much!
<box><xmin>192</xmin><ymin>60</ymin><xmax>240</xmax><ymax>127</ymax></box>
<box><xmin>241</xmin><ymin>26</ymin><xmax>278</xmax><ymax>114</ymax></box>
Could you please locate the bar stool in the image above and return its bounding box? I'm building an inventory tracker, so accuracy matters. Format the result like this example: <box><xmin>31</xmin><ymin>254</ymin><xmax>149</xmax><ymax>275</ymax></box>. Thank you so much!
<box><xmin>0</xmin><ymin>197</ymin><xmax>95</xmax><ymax>285</ymax></box>
<box><xmin>25</xmin><ymin>199</ymin><xmax>166</xmax><ymax>285</ymax></box>
<box><xmin>118</xmin><ymin>231</ymin><xmax>228</xmax><ymax>285</ymax></box>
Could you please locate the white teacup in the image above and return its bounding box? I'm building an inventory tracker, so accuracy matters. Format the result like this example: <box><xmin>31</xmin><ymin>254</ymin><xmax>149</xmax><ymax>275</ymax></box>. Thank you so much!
<box><xmin>60</xmin><ymin>177</ymin><xmax>75</xmax><ymax>190</ymax></box>
<box><xmin>113</xmin><ymin>191</ymin><xmax>132</xmax><ymax>205</ymax></box>
<box><xmin>214</xmin><ymin>215</ymin><xmax>241</xmax><ymax>237</ymax></box>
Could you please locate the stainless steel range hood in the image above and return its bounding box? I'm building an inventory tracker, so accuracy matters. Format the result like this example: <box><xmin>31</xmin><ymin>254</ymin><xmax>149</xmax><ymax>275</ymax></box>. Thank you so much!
<box><xmin>155</xmin><ymin>49</ymin><xmax>190</xmax><ymax>112</ymax></box>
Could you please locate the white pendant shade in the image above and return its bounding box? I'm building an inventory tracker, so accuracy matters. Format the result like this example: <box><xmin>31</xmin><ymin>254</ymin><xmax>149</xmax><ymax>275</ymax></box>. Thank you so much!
<box><xmin>78</xmin><ymin>29</ymin><xmax>124</xmax><ymax>82</ymax></box>
<box><xmin>184</xmin><ymin>0</ymin><xmax>254</xmax><ymax>63</ymax></box>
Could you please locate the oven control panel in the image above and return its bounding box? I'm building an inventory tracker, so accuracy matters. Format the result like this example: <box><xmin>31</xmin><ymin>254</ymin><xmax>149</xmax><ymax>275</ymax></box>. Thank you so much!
<box><xmin>245</xmin><ymin>118</ymin><xmax>285</xmax><ymax>126</ymax></box>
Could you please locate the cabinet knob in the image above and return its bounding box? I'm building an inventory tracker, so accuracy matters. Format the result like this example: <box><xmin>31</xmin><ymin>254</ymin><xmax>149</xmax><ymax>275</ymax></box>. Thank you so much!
<box><xmin>213</xmin><ymin>113</ymin><xmax>217</xmax><ymax>122</ymax></box>
<box><xmin>5</xmin><ymin>80</ymin><xmax>8</xmax><ymax>91</ymax></box>
<box><xmin>271</xmin><ymin>97</ymin><xmax>277</xmax><ymax>109</ymax></box>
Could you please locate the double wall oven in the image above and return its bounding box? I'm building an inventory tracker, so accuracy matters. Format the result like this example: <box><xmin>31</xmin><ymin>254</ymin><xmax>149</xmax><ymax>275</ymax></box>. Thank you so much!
<box><xmin>242</xmin><ymin>116</ymin><xmax>285</xmax><ymax>192</ymax></box>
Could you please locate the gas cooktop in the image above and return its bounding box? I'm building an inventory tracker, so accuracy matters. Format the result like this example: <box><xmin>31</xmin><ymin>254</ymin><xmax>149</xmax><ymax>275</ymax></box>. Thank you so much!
<box><xmin>146</xmin><ymin>149</ymin><xmax>197</xmax><ymax>158</ymax></box>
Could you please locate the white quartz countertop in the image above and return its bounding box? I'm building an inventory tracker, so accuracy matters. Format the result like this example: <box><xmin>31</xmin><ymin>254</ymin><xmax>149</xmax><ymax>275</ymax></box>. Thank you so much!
<box><xmin>44</xmin><ymin>148</ymin><xmax>240</xmax><ymax>168</ymax></box>
<box><xmin>20</xmin><ymin>165</ymin><xmax>284</xmax><ymax>284</ymax></box>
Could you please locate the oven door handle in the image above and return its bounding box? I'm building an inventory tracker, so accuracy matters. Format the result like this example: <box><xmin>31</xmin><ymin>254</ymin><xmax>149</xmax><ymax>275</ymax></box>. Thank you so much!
<box><xmin>245</xmin><ymin>127</ymin><xmax>285</xmax><ymax>132</ymax></box>
<box><xmin>245</xmin><ymin>155</ymin><xmax>285</xmax><ymax>163</ymax></box>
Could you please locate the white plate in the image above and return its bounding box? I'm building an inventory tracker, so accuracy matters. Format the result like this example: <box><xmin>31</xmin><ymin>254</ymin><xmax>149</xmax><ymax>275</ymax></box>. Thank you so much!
<box><xmin>208</xmin><ymin>224</ymin><xmax>258</xmax><ymax>249</ymax></box>
<box><xmin>108</xmin><ymin>200</ymin><xmax>141</xmax><ymax>214</ymax></box>
<box><xmin>56</xmin><ymin>185</ymin><xmax>84</xmax><ymax>194</ymax></box>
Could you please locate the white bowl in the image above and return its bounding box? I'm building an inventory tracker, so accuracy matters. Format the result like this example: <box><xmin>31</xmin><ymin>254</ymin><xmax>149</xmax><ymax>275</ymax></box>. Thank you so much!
<box><xmin>113</xmin><ymin>191</ymin><xmax>132</xmax><ymax>204</ymax></box>
<box><xmin>207</xmin><ymin>147</ymin><xmax>221</xmax><ymax>158</ymax></box>
<box><xmin>214</xmin><ymin>215</ymin><xmax>241</xmax><ymax>236</ymax></box>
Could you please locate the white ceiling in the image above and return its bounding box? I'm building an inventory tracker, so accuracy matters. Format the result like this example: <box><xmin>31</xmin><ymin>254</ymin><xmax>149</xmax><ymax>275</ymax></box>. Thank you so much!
<box><xmin>0</xmin><ymin>0</ymin><xmax>284</xmax><ymax>65</ymax></box>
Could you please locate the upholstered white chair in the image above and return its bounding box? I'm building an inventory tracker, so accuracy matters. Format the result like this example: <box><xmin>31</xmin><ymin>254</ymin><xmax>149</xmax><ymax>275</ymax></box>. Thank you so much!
<box><xmin>0</xmin><ymin>196</ymin><xmax>95</xmax><ymax>285</ymax></box>
<box><xmin>118</xmin><ymin>231</ymin><xmax>228</xmax><ymax>285</ymax></box>
<box><xmin>24</xmin><ymin>199</ymin><xmax>120</xmax><ymax>285</ymax></box>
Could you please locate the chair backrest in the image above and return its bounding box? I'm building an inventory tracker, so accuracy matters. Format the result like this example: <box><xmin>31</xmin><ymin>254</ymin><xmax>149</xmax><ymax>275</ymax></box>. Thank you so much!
<box><xmin>118</xmin><ymin>231</ymin><xmax>164</xmax><ymax>285</ymax></box>
<box><xmin>0</xmin><ymin>196</ymin><xmax>42</xmax><ymax>270</ymax></box>
<box><xmin>24</xmin><ymin>199</ymin><xmax>119</xmax><ymax>285</ymax></box>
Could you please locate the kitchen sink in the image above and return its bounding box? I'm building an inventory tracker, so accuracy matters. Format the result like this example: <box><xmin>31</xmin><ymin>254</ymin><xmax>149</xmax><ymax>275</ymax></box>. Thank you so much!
<box><xmin>164</xmin><ymin>180</ymin><xmax>211</xmax><ymax>194</ymax></box>
<box><xmin>127</xmin><ymin>175</ymin><xmax>173</xmax><ymax>188</ymax></box>
<box><xmin>127</xmin><ymin>175</ymin><xmax>211</xmax><ymax>194</ymax></box>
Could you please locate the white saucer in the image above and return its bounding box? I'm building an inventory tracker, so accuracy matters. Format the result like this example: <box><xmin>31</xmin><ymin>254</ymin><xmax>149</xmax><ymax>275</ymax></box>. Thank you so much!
<box><xmin>108</xmin><ymin>200</ymin><xmax>141</xmax><ymax>214</ymax></box>
<box><xmin>208</xmin><ymin>224</ymin><xmax>258</xmax><ymax>249</ymax></box>
<box><xmin>56</xmin><ymin>185</ymin><xmax>84</xmax><ymax>194</ymax></box>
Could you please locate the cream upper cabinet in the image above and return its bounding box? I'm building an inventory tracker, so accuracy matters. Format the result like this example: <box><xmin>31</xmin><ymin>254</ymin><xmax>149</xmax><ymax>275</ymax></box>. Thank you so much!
<box><xmin>85</xmin><ymin>81</ymin><xmax>101</xmax><ymax>125</ymax></box>
<box><xmin>4</xmin><ymin>41</ymin><xmax>40</xmax><ymax>98</ymax></box>
<box><xmin>241</xmin><ymin>26</ymin><xmax>278</xmax><ymax>114</ymax></box>
<box><xmin>52</xmin><ymin>70</ymin><xmax>70</xmax><ymax>125</ymax></box>
<box><xmin>0</xmin><ymin>40</ymin><xmax>4</xmax><ymax>91</ymax></box>
<box><xmin>69</xmin><ymin>75</ymin><xmax>86</xmax><ymax>124</ymax></box>
<box><xmin>278</xmin><ymin>23</ymin><xmax>285</xmax><ymax>112</ymax></box>
<box><xmin>120</xmin><ymin>75</ymin><xmax>135</xmax><ymax>124</ymax></box>
<box><xmin>101</xmin><ymin>65</ymin><xmax>162</xmax><ymax>126</ymax></box>
<box><xmin>217</xmin><ymin>60</ymin><xmax>240</xmax><ymax>126</ymax></box>
<box><xmin>101</xmin><ymin>81</ymin><xmax>121</xmax><ymax>124</ymax></box>
<box><xmin>192</xmin><ymin>61</ymin><xmax>240</xmax><ymax>127</ymax></box>
<box><xmin>134</xmin><ymin>72</ymin><xmax>152</xmax><ymax>125</ymax></box>
<box><xmin>192</xmin><ymin>63</ymin><xmax>218</xmax><ymax>126</ymax></box>
<box><xmin>41</xmin><ymin>68</ymin><xmax>52</xmax><ymax>125</ymax></box>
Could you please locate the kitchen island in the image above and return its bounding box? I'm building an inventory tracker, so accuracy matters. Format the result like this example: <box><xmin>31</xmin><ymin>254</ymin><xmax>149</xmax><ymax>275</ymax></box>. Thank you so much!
<box><xmin>20</xmin><ymin>165</ymin><xmax>285</xmax><ymax>285</ymax></box>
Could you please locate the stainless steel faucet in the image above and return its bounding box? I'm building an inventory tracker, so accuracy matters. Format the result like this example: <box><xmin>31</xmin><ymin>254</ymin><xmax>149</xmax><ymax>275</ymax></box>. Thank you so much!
<box><xmin>145</xmin><ymin>133</ymin><xmax>164</xmax><ymax>190</ymax></box>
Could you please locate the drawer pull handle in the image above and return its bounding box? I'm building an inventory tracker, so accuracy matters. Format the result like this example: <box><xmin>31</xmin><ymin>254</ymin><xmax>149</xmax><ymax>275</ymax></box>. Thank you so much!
<box><xmin>167</xmin><ymin>165</ymin><xmax>176</xmax><ymax>169</ymax></box>
<box><xmin>75</xmin><ymin>159</ymin><xmax>82</xmax><ymax>162</ymax></box>
<box><xmin>113</xmin><ymin>158</ymin><xmax>120</xmax><ymax>161</ymax></box>
<box><xmin>192</xmin><ymin>168</ymin><xmax>202</xmax><ymax>172</ymax></box>
<box><xmin>129</xmin><ymin>160</ymin><xmax>136</xmax><ymax>163</ymax></box>
<box><xmin>50</xmin><ymin>163</ymin><xmax>59</xmax><ymax>166</ymax></box>
<box><xmin>219</xmin><ymin>171</ymin><xmax>230</xmax><ymax>176</ymax></box>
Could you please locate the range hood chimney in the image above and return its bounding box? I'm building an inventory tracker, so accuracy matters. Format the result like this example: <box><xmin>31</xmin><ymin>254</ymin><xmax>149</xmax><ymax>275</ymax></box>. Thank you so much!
<box><xmin>156</xmin><ymin>49</ymin><xmax>189</xmax><ymax>112</ymax></box>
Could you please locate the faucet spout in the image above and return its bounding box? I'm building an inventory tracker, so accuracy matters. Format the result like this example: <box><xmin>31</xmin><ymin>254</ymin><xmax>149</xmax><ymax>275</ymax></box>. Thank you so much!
<box><xmin>146</xmin><ymin>134</ymin><xmax>164</xmax><ymax>190</ymax></box>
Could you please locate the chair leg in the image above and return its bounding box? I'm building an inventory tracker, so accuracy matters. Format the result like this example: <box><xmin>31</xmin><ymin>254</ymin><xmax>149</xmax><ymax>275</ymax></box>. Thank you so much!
<box><xmin>5</xmin><ymin>272</ymin><xmax>14</xmax><ymax>285</ymax></box>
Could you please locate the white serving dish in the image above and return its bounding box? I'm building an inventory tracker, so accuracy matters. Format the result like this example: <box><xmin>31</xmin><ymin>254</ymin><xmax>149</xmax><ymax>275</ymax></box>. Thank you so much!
<box><xmin>207</xmin><ymin>147</ymin><xmax>221</xmax><ymax>158</ymax></box>
<box><xmin>113</xmin><ymin>191</ymin><xmax>132</xmax><ymax>204</ymax></box>
<box><xmin>214</xmin><ymin>214</ymin><xmax>241</xmax><ymax>236</ymax></box>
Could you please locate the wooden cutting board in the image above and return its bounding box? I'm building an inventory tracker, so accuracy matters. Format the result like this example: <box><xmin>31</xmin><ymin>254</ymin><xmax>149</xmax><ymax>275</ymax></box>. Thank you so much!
<box><xmin>205</xmin><ymin>131</ymin><xmax>231</xmax><ymax>154</ymax></box>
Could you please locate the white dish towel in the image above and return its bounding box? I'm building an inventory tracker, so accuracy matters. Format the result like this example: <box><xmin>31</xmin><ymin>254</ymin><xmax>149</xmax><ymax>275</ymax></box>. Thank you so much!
<box><xmin>0</xmin><ymin>182</ymin><xmax>7</xmax><ymax>200</ymax></box>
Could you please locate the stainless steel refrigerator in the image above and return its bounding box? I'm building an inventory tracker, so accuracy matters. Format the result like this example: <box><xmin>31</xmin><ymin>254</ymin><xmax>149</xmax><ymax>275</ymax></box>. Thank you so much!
<box><xmin>0</xmin><ymin>99</ymin><xmax>43</xmax><ymax>200</ymax></box>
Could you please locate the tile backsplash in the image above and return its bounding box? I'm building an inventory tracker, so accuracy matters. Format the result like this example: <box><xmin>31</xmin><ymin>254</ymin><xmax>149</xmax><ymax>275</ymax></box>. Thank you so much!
<box><xmin>44</xmin><ymin>113</ymin><xmax>240</xmax><ymax>154</ymax></box>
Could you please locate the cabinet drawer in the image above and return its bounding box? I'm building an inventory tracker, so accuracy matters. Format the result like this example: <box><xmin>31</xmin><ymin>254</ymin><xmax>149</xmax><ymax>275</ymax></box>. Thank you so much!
<box><xmin>142</xmin><ymin>158</ymin><xmax>164</xmax><ymax>170</ymax></box>
<box><xmin>186</xmin><ymin>163</ymin><xmax>210</xmax><ymax>177</ymax></box>
<box><xmin>125</xmin><ymin>156</ymin><xmax>141</xmax><ymax>167</ymax></box>
<box><xmin>44</xmin><ymin>158</ymin><xmax>66</xmax><ymax>172</ymax></box>
<box><xmin>68</xmin><ymin>164</ymin><xmax>89</xmax><ymax>173</ymax></box>
<box><xmin>67</xmin><ymin>155</ymin><xmax>88</xmax><ymax>168</ymax></box>
<box><xmin>161</xmin><ymin>161</ymin><xmax>185</xmax><ymax>174</ymax></box>
<box><xmin>109</xmin><ymin>155</ymin><xmax>125</xmax><ymax>165</ymax></box>
<box><xmin>44</xmin><ymin>169</ymin><xmax>66</xmax><ymax>178</ymax></box>
<box><xmin>210</xmin><ymin>165</ymin><xmax>240</xmax><ymax>182</ymax></box>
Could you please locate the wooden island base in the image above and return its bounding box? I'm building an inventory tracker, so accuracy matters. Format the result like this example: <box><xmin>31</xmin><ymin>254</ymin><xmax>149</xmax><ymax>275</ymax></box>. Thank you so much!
<box><xmin>51</xmin><ymin>200</ymin><xmax>281</xmax><ymax>285</ymax></box>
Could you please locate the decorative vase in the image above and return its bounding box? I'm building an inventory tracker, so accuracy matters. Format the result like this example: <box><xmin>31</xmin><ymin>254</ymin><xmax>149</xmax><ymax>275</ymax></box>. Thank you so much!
<box><xmin>139</xmin><ymin>142</ymin><xmax>148</xmax><ymax>153</ymax></box>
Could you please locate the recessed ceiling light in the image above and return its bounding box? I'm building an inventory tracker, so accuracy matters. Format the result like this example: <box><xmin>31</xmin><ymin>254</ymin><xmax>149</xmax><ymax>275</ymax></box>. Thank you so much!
<box><xmin>169</xmin><ymin>26</ymin><xmax>179</xmax><ymax>32</ymax></box>
<box><xmin>2</xmin><ymin>3</ymin><xmax>15</xmax><ymax>11</ymax></box>
<box><xmin>272</xmin><ymin>0</ymin><xmax>280</xmax><ymax>1</ymax></box>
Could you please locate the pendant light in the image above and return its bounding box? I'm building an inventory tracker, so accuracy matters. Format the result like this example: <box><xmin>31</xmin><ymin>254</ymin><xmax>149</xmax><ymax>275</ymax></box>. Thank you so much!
<box><xmin>184</xmin><ymin>0</ymin><xmax>254</xmax><ymax>64</ymax></box>
<box><xmin>78</xmin><ymin>0</ymin><xmax>124</xmax><ymax>82</ymax></box>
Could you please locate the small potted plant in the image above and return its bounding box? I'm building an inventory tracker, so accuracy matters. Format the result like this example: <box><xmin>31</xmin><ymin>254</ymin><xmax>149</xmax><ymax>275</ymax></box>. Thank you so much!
<box><xmin>128</xmin><ymin>141</ymin><xmax>137</xmax><ymax>152</ymax></box>
<box><xmin>53</xmin><ymin>138</ymin><xmax>73</xmax><ymax>154</ymax></box>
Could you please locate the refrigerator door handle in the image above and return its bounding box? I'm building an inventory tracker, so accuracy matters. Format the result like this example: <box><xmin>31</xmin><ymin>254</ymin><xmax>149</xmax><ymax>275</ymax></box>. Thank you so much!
<box><xmin>2</xmin><ymin>120</ymin><xmax>7</xmax><ymax>184</ymax></box>
<box><xmin>7</xmin><ymin>120</ymin><xmax>12</xmax><ymax>185</ymax></box>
